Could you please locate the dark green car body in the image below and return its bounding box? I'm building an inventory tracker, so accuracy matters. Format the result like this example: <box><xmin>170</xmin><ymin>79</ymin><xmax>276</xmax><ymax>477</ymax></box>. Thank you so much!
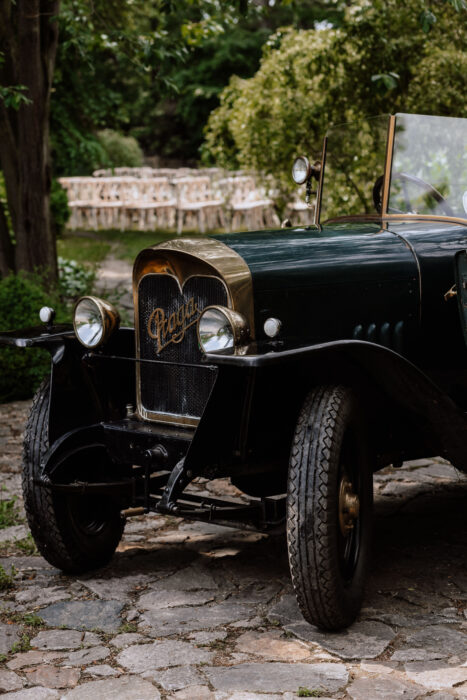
<box><xmin>1</xmin><ymin>114</ymin><xmax>467</xmax><ymax>630</ymax></box>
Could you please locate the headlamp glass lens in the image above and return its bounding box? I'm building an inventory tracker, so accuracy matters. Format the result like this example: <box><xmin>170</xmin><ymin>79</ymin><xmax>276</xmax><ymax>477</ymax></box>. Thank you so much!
<box><xmin>74</xmin><ymin>298</ymin><xmax>104</xmax><ymax>347</ymax></box>
<box><xmin>292</xmin><ymin>156</ymin><xmax>309</xmax><ymax>185</ymax></box>
<box><xmin>199</xmin><ymin>308</ymin><xmax>234</xmax><ymax>353</ymax></box>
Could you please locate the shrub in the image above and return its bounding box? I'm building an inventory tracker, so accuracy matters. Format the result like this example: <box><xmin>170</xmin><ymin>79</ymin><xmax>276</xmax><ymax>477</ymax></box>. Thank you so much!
<box><xmin>0</xmin><ymin>274</ymin><xmax>69</xmax><ymax>402</ymax></box>
<box><xmin>58</xmin><ymin>257</ymin><xmax>96</xmax><ymax>303</ymax></box>
<box><xmin>97</xmin><ymin>129</ymin><xmax>143</xmax><ymax>169</ymax></box>
<box><xmin>203</xmin><ymin>1</ymin><xmax>467</xmax><ymax>209</ymax></box>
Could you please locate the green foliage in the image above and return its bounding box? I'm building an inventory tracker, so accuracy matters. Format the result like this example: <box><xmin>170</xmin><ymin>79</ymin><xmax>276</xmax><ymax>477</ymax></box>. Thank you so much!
<box><xmin>0</xmin><ymin>497</ymin><xmax>21</xmax><ymax>529</ymax></box>
<box><xmin>50</xmin><ymin>0</ymin><xmax>348</xmax><ymax>172</ymax></box>
<box><xmin>0</xmin><ymin>52</ymin><xmax>31</xmax><ymax>110</ymax></box>
<box><xmin>297</xmin><ymin>689</ymin><xmax>325</xmax><ymax>698</ymax></box>
<box><xmin>10</xmin><ymin>633</ymin><xmax>31</xmax><ymax>654</ymax></box>
<box><xmin>406</xmin><ymin>46</ymin><xmax>467</xmax><ymax>116</ymax></box>
<box><xmin>0</xmin><ymin>274</ymin><xmax>69</xmax><ymax>402</ymax></box>
<box><xmin>50</xmin><ymin>0</ymin><xmax>188</xmax><ymax>175</ymax></box>
<box><xmin>419</xmin><ymin>9</ymin><xmax>437</xmax><ymax>32</ymax></box>
<box><xmin>97</xmin><ymin>129</ymin><xmax>143</xmax><ymax>169</ymax></box>
<box><xmin>3</xmin><ymin>610</ymin><xmax>44</xmax><ymax>626</ymax></box>
<box><xmin>18</xmin><ymin>613</ymin><xmax>44</xmax><ymax>627</ymax></box>
<box><xmin>50</xmin><ymin>179</ymin><xmax>70</xmax><ymax>238</ymax></box>
<box><xmin>118</xmin><ymin>622</ymin><xmax>138</xmax><ymax>633</ymax></box>
<box><xmin>51</xmin><ymin>110</ymin><xmax>108</xmax><ymax>176</ymax></box>
<box><xmin>58</xmin><ymin>257</ymin><xmax>96</xmax><ymax>303</ymax></box>
<box><xmin>204</xmin><ymin>0</ymin><xmax>467</xmax><ymax>208</ymax></box>
<box><xmin>203</xmin><ymin>27</ymin><xmax>341</xmax><ymax>206</ymax></box>
<box><xmin>0</xmin><ymin>564</ymin><xmax>16</xmax><ymax>591</ymax></box>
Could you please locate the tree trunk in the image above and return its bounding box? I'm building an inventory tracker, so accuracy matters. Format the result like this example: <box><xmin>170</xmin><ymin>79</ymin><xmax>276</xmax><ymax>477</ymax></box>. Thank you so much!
<box><xmin>0</xmin><ymin>201</ymin><xmax>14</xmax><ymax>277</ymax></box>
<box><xmin>0</xmin><ymin>0</ymin><xmax>60</xmax><ymax>282</ymax></box>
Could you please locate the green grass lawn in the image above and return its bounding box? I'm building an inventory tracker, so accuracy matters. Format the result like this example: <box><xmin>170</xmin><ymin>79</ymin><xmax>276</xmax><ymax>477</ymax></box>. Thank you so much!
<box><xmin>58</xmin><ymin>229</ymin><xmax>211</xmax><ymax>266</ymax></box>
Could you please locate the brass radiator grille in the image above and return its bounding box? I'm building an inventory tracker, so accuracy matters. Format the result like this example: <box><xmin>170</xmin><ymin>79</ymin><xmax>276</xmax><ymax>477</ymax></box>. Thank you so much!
<box><xmin>137</xmin><ymin>273</ymin><xmax>228</xmax><ymax>424</ymax></box>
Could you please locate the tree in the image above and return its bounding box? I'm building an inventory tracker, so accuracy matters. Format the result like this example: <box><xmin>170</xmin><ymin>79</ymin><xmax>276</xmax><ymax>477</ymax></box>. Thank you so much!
<box><xmin>203</xmin><ymin>0</ymin><xmax>467</xmax><ymax>211</ymax></box>
<box><xmin>0</xmin><ymin>1</ymin><xmax>60</xmax><ymax>280</ymax></box>
<box><xmin>51</xmin><ymin>0</ymin><xmax>348</xmax><ymax>172</ymax></box>
<box><xmin>0</xmin><ymin>0</ymin><xmax>347</xmax><ymax>279</ymax></box>
<box><xmin>1</xmin><ymin>0</ymin><xmax>245</xmax><ymax>277</ymax></box>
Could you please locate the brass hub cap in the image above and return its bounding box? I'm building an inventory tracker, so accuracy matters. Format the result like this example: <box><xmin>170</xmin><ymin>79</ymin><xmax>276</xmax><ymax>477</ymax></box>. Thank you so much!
<box><xmin>338</xmin><ymin>475</ymin><xmax>360</xmax><ymax>537</ymax></box>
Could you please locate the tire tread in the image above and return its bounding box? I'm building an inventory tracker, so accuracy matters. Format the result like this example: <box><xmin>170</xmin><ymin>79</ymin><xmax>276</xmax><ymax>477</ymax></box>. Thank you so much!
<box><xmin>287</xmin><ymin>385</ymin><xmax>370</xmax><ymax>630</ymax></box>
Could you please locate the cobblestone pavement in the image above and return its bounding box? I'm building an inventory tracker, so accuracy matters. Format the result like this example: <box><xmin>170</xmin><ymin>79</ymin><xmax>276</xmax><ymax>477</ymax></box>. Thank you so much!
<box><xmin>0</xmin><ymin>399</ymin><xmax>466</xmax><ymax>699</ymax></box>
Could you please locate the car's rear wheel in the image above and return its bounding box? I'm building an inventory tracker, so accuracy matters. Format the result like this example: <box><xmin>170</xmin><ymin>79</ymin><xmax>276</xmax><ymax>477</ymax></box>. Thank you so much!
<box><xmin>287</xmin><ymin>385</ymin><xmax>373</xmax><ymax>630</ymax></box>
<box><xmin>22</xmin><ymin>378</ymin><xmax>124</xmax><ymax>573</ymax></box>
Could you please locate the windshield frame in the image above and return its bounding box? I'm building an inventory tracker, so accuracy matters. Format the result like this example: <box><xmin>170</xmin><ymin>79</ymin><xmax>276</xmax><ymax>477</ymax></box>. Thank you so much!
<box><xmin>316</xmin><ymin>113</ymin><xmax>467</xmax><ymax>228</ymax></box>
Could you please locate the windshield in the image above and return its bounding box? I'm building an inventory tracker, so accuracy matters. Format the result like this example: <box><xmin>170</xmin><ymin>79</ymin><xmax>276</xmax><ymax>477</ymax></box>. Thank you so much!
<box><xmin>320</xmin><ymin>115</ymin><xmax>390</xmax><ymax>223</ymax></box>
<box><xmin>319</xmin><ymin>112</ymin><xmax>467</xmax><ymax>224</ymax></box>
<box><xmin>389</xmin><ymin>113</ymin><xmax>467</xmax><ymax>220</ymax></box>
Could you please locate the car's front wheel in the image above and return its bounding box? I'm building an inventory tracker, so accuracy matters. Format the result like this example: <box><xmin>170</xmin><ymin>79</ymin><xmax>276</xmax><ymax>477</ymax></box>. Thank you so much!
<box><xmin>286</xmin><ymin>385</ymin><xmax>373</xmax><ymax>630</ymax></box>
<box><xmin>22</xmin><ymin>378</ymin><xmax>124</xmax><ymax>573</ymax></box>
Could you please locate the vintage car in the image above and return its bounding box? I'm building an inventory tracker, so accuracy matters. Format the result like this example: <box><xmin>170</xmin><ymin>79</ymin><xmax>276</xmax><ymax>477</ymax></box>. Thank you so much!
<box><xmin>2</xmin><ymin>112</ymin><xmax>467</xmax><ymax>631</ymax></box>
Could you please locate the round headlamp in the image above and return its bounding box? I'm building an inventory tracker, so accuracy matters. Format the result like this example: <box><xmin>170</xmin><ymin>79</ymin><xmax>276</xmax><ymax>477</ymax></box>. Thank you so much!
<box><xmin>73</xmin><ymin>296</ymin><xmax>120</xmax><ymax>348</ymax></box>
<box><xmin>198</xmin><ymin>306</ymin><xmax>249</xmax><ymax>354</ymax></box>
<box><xmin>292</xmin><ymin>156</ymin><xmax>311</xmax><ymax>185</ymax></box>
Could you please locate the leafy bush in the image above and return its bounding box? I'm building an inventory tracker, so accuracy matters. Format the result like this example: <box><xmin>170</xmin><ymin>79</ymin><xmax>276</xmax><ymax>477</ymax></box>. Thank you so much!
<box><xmin>51</xmin><ymin>112</ymin><xmax>109</xmax><ymax>176</ymax></box>
<box><xmin>50</xmin><ymin>179</ymin><xmax>70</xmax><ymax>238</ymax></box>
<box><xmin>97</xmin><ymin>129</ymin><xmax>143</xmax><ymax>169</ymax></box>
<box><xmin>58</xmin><ymin>257</ymin><xmax>96</xmax><ymax>303</ymax></box>
<box><xmin>0</xmin><ymin>260</ymin><xmax>99</xmax><ymax>401</ymax></box>
<box><xmin>0</xmin><ymin>274</ymin><xmax>69</xmax><ymax>402</ymax></box>
<box><xmin>203</xmin><ymin>1</ymin><xmax>467</xmax><ymax>209</ymax></box>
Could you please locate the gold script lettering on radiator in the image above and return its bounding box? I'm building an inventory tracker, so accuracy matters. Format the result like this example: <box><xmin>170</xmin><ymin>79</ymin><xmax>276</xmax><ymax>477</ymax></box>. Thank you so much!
<box><xmin>147</xmin><ymin>297</ymin><xmax>199</xmax><ymax>353</ymax></box>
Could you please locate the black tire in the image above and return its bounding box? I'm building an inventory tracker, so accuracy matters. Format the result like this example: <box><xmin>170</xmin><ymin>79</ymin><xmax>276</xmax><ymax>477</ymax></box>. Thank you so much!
<box><xmin>287</xmin><ymin>385</ymin><xmax>373</xmax><ymax>630</ymax></box>
<box><xmin>22</xmin><ymin>378</ymin><xmax>124</xmax><ymax>573</ymax></box>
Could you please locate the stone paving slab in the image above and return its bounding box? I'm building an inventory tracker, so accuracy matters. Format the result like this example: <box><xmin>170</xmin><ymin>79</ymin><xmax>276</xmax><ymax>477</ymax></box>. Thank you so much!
<box><xmin>0</xmin><ymin>623</ymin><xmax>21</xmax><ymax>655</ymax></box>
<box><xmin>39</xmin><ymin>600</ymin><xmax>124</xmax><ymax>633</ymax></box>
<box><xmin>0</xmin><ymin>398</ymin><xmax>466</xmax><ymax>698</ymax></box>
<box><xmin>204</xmin><ymin>662</ymin><xmax>349</xmax><ymax>693</ymax></box>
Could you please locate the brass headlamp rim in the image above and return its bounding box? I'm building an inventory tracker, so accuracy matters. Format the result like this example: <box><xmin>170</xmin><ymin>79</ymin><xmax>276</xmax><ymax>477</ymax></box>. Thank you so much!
<box><xmin>197</xmin><ymin>304</ymin><xmax>250</xmax><ymax>353</ymax></box>
<box><xmin>73</xmin><ymin>295</ymin><xmax>120</xmax><ymax>348</ymax></box>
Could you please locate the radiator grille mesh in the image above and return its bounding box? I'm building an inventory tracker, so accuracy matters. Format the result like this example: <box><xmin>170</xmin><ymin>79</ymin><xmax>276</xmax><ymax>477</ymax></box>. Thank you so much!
<box><xmin>138</xmin><ymin>274</ymin><xmax>228</xmax><ymax>420</ymax></box>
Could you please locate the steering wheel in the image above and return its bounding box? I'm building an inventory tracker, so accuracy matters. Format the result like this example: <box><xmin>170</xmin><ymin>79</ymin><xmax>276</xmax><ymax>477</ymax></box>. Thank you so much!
<box><xmin>372</xmin><ymin>172</ymin><xmax>454</xmax><ymax>216</ymax></box>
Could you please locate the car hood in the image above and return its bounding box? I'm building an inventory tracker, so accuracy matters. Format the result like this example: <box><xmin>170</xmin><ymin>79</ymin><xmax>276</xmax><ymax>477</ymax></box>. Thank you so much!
<box><xmin>212</xmin><ymin>222</ymin><xmax>420</xmax><ymax>347</ymax></box>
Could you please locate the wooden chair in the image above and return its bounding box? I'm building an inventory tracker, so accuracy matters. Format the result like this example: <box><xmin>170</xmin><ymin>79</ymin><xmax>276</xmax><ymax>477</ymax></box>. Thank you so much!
<box><xmin>219</xmin><ymin>176</ymin><xmax>277</xmax><ymax>231</ymax></box>
<box><xmin>60</xmin><ymin>177</ymin><xmax>101</xmax><ymax>230</ymax></box>
<box><xmin>120</xmin><ymin>178</ymin><xmax>177</xmax><ymax>231</ymax></box>
<box><xmin>173</xmin><ymin>176</ymin><xmax>224</xmax><ymax>234</ymax></box>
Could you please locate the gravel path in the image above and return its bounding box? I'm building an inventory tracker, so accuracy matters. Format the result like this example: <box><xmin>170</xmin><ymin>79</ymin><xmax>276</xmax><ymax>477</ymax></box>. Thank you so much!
<box><xmin>0</xmin><ymin>399</ymin><xmax>466</xmax><ymax>699</ymax></box>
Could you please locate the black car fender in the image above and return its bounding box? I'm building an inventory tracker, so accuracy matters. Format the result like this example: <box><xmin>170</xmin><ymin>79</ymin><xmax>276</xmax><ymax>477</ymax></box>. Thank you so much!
<box><xmin>0</xmin><ymin>325</ymin><xmax>136</xmax><ymax>445</ymax></box>
<box><xmin>200</xmin><ymin>340</ymin><xmax>467</xmax><ymax>473</ymax></box>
